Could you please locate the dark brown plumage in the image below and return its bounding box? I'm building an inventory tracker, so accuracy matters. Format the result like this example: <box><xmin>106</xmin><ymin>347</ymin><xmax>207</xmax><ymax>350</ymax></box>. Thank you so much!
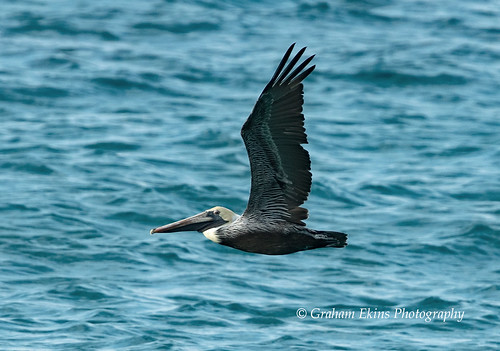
<box><xmin>241</xmin><ymin>43</ymin><xmax>314</xmax><ymax>226</ymax></box>
<box><xmin>151</xmin><ymin>44</ymin><xmax>347</xmax><ymax>255</ymax></box>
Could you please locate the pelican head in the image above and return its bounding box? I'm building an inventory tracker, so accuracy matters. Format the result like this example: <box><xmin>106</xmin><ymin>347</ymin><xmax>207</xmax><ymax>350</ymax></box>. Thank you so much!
<box><xmin>150</xmin><ymin>206</ymin><xmax>238</xmax><ymax>242</ymax></box>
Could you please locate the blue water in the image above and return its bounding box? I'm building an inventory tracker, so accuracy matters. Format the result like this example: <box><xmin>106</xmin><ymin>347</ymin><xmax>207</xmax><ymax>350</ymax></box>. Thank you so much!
<box><xmin>1</xmin><ymin>0</ymin><xmax>499</xmax><ymax>349</ymax></box>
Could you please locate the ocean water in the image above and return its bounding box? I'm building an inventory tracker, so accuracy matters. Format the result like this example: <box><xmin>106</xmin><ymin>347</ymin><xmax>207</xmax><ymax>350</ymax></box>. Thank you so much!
<box><xmin>1</xmin><ymin>0</ymin><xmax>499</xmax><ymax>349</ymax></box>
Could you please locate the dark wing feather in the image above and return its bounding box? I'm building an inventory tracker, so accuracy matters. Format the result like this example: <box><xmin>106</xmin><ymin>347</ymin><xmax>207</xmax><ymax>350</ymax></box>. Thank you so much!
<box><xmin>241</xmin><ymin>44</ymin><xmax>315</xmax><ymax>225</ymax></box>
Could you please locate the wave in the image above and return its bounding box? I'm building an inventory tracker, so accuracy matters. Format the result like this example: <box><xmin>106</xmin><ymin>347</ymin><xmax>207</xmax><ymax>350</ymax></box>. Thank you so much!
<box><xmin>132</xmin><ymin>21</ymin><xmax>219</xmax><ymax>33</ymax></box>
<box><xmin>6</xmin><ymin>12</ymin><xmax>119</xmax><ymax>40</ymax></box>
<box><xmin>84</xmin><ymin>141</ymin><xmax>141</xmax><ymax>151</ymax></box>
<box><xmin>327</xmin><ymin>70</ymin><xmax>468</xmax><ymax>87</ymax></box>
<box><xmin>1</xmin><ymin>161</ymin><xmax>55</xmax><ymax>175</ymax></box>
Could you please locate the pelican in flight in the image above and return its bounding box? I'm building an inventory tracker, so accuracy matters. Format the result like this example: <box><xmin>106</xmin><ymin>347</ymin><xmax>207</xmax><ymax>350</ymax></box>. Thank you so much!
<box><xmin>151</xmin><ymin>44</ymin><xmax>347</xmax><ymax>255</ymax></box>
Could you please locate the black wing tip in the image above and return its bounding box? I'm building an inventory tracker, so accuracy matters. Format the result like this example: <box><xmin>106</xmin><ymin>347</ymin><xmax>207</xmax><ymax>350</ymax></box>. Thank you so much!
<box><xmin>264</xmin><ymin>44</ymin><xmax>315</xmax><ymax>92</ymax></box>
<box><xmin>289</xmin><ymin>65</ymin><xmax>315</xmax><ymax>87</ymax></box>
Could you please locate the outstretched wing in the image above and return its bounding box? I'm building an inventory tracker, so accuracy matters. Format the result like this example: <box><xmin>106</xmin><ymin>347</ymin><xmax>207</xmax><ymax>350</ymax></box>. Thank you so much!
<box><xmin>241</xmin><ymin>44</ymin><xmax>315</xmax><ymax>226</ymax></box>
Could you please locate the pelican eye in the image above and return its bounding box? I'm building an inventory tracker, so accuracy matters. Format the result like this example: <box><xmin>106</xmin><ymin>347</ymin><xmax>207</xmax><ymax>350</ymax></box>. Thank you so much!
<box><xmin>214</xmin><ymin>210</ymin><xmax>220</xmax><ymax>216</ymax></box>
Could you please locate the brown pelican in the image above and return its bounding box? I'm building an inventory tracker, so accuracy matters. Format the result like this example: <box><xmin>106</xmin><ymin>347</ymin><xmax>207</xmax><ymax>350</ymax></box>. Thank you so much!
<box><xmin>151</xmin><ymin>44</ymin><xmax>347</xmax><ymax>255</ymax></box>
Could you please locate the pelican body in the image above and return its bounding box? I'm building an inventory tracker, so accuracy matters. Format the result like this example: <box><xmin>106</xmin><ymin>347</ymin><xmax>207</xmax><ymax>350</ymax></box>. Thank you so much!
<box><xmin>151</xmin><ymin>44</ymin><xmax>347</xmax><ymax>255</ymax></box>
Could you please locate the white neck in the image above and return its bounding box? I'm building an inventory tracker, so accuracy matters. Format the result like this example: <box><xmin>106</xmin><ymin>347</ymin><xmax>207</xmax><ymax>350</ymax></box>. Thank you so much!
<box><xmin>202</xmin><ymin>213</ymin><xmax>240</xmax><ymax>244</ymax></box>
<box><xmin>202</xmin><ymin>227</ymin><xmax>221</xmax><ymax>243</ymax></box>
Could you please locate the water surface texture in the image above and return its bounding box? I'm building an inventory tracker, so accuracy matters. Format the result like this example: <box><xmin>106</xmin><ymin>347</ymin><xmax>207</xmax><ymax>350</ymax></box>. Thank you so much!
<box><xmin>1</xmin><ymin>0</ymin><xmax>499</xmax><ymax>349</ymax></box>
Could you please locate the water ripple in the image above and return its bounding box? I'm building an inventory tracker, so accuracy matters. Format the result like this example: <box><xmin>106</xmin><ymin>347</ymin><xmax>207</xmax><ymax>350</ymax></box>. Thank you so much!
<box><xmin>1</xmin><ymin>0</ymin><xmax>499</xmax><ymax>349</ymax></box>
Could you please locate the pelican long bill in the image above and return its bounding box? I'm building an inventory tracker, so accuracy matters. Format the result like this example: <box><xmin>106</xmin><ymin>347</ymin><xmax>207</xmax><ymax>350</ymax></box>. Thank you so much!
<box><xmin>150</xmin><ymin>210</ymin><xmax>227</xmax><ymax>235</ymax></box>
